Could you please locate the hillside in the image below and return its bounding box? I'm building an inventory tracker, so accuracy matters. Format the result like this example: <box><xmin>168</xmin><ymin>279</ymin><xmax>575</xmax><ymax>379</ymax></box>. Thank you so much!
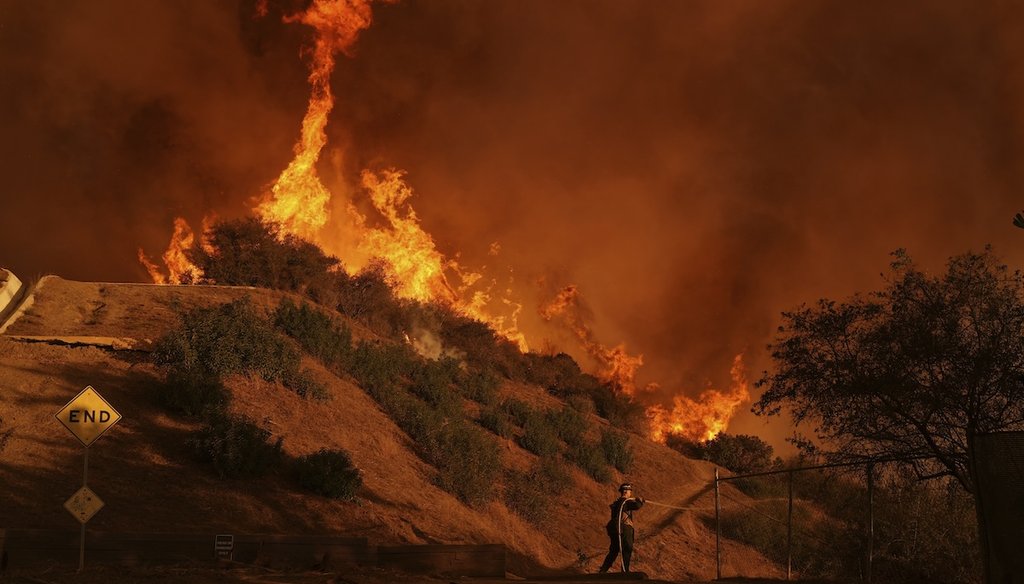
<box><xmin>0</xmin><ymin>276</ymin><xmax>783</xmax><ymax>580</ymax></box>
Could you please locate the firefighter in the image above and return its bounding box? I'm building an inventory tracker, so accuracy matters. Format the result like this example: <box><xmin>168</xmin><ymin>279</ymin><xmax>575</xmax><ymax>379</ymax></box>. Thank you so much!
<box><xmin>598</xmin><ymin>482</ymin><xmax>645</xmax><ymax>573</ymax></box>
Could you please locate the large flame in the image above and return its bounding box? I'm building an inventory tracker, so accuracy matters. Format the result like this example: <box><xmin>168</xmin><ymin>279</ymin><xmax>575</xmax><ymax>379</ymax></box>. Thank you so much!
<box><xmin>353</xmin><ymin>169</ymin><xmax>528</xmax><ymax>349</ymax></box>
<box><xmin>255</xmin><ymin>0</ymin><xmax>374</xmax><ymax>240</ymax></box>
<box><xmin>646</xmin><ymin>354</ymin><xmax>751</xmax><ymax>443</ymax></box>
<box><xmin>140</xmin><ymin>0</ymin><xmax>749</xmax><ymax>442</ymax></box>
<box><xmin>540</xmin><ymin>285</ymin><xmax>645</xmax><ymax>394</ymax></box>
<box><xmin>354</xmin><ymin>169</ymin><xmax>460</xmax><ymax>304</ymax></box>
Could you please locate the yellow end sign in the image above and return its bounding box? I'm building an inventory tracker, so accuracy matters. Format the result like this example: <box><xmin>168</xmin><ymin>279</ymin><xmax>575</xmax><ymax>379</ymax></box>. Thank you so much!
<box><xmin>55</xmin><ymin>386</ymin><xmax>121</xmax><ymax>447</ymax></box>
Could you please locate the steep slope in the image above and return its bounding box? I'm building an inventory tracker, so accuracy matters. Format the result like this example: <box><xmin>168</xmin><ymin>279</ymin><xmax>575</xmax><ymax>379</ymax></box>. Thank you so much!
<box><xmin>0</xmin><ymin>276</ymin><xmax>782</xmax><ymax>580</ymax></box>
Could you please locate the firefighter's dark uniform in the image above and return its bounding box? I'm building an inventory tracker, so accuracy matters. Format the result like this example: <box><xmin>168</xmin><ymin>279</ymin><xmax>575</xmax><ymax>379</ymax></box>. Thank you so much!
<box><xmin>599</xmin><ymin>491</ymin><xmax>645</xmax><ymax>572</ymax></box>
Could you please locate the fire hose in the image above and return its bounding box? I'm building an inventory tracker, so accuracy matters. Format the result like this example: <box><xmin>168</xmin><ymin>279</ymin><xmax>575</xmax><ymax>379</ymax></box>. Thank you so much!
<box><xmin>643</xmin><ymin>499</ymin><xmax>713</xmax><ymax>511</ymax></box>
<box><xmin>613</xmin><ymin>498</ymin><xmax>713</xmax><ymax>572</ymax></box>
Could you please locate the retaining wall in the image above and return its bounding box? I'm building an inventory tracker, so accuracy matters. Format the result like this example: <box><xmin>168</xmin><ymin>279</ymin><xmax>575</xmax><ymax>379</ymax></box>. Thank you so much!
<box><xmin>0</xmin><ymin>529</ymin><xmax>506</xmax><ymax>577</ymax></box>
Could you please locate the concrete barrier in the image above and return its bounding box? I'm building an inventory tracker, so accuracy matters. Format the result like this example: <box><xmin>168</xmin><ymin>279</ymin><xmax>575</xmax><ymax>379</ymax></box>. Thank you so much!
<box><xmin>0</xmin><ymin>269</ymin><xmax>23</xmax><ymax>327</ymax></box>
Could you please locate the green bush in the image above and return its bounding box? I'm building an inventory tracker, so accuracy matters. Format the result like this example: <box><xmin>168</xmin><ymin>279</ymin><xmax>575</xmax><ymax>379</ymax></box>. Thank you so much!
<box><xmin>408</xmin><ymin>358</ymin><xmax>461</xmax><ymax>414</ymax></box>
<box><xmin>191</xmin><ymin>414</ymin><xmax>283</xmax><ymax>479</ymax></box>
<box><xmin>501</xmin><ymin>398</ymin><xmax>532</xmax><ymax>427</ymax></box>
<box><xmin>427</xmin><ymin>422</ymin><xmax>501</xmax><ymax>505</ymax></box>
<box><xmin>678</xmin><ymin>433</ymin><xmax>778</xmax><ymax>475</ymax></box>
<box><xmin>503</xmin><ymin>455</ymin><xmax>573</xmax><ymax>525</ymax></box>
<box><xmin>565</xmin><ymin>394</ymin><xmax>596</xmax><ymax>415</ymax></box>
<box><xmin>600</xmin><ymin>428</ymin><xmax>633</xmax><ymax>473</ymax></box>
<box><xmin>158</xmin><ymin>369</ymin><xmax>228</xmax><ymax>416</ymax></box>
<box><xmin>547</xmin><ymin>405</ymin><xmax>589</xmax><ymax>448</ymax></box>
<box><xmin>154</xmin><ymin>298</ymin><xmax>300</xmax><ymax>384</ymax></box>
<box><xmin>349</xmin><ymin>341</ymin><xmax>417</xmax><ymax>394</ymax></box>
<box><xmin>568</xmin><ymin>438</ymin><xmax>611</xmax><ymax>483</ymax></box>
<box><xmin>518</xmin><ymin>410</ymin><xmax>560</xmax><ymax>457</ymax></box>
<box><xmin>187</xmin><ymin>218</ymin><xmax>344</xmax><ymax>306</ymax></box>
<box><xmin>283</xmin><ymin>367</ymin><xmax>330</xmax><ymax>401</ymax></box>
<box><xmin>591</xmin><ymin>383</ymin><xmax>646</xmax><ymax>432</ymax></box>
<box><xmin>394</xmin><ymin>394</ymin><xmax>446</xmax><ymax>446</ymax></box>
<box><xmin>459</xmin><ymin>368</ymin><xmax>500</xmax><ymax>405</ymax></box>
<box><xmin>336</xmin><ymin>262</ymin><xmax>410</xmax><ymax>337</ymax></box>
<box><xmin>479</xmin><ymin>405</ymin><xmax>515</xmax><ymax>439</ymax></box>
<box><xmin>274</xmin><ymin>298</ymin><xmax>352</xmax><ymax>368</ymax></box>
<box><xmin>437</xmin><ymin>310</ymin><xmax>524</xmax><ymax>378</ymax></box>
<box><xmin>295</xmin><ymin>448</ymin><xmax>362</xmax><ymax>500</ymax></box>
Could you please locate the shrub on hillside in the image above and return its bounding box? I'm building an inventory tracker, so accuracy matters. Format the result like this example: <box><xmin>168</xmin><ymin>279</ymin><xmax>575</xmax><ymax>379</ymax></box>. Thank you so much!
<box><xmin>282</xmin><ymin>367</ymin><xmax>330</xmax><ymax>401</ymax></box>
<box><xmin>336</xmin><ymin>261</ymin><xmax>409</xmax><ymax>337</ymax></box>
<box><xmin>565</xmin><ymin>394</ymin><xmax>596</xmax><ymax>415</ymax></box>
<box><xmin>294</xmin><ymin>448</ymin><xmax>362</xmax><ymax>500</ymax></box>
<box><xmin>407</xmin><ymin>357</ymin><xmax>462</xmax><ymax>414</ymax></box>
<box><xmin>154</xmin><ymin>298</ymin><xmax>322</xmax><ymax>399</ymax></box>
<box><xmin>568</xmin><ymin>438</ymin><xmax>611</xmax><ymax>483</ymax></box>
<box><xmin>427</xmin><ymin>421</ymin><xmax>501</xmax><ymax>505</ymax></box>
<box><xmin>158</xmin><ymin>369</ymin><xmax>228</xmax><ymax>416</ymax></box>
<box><xmin>154</xmin><ymin>298</ymin><xmax>298</xmax><ymax>382</ymax></box>
<box><xmin>437</xmin><ymin>311</ymin><xmax>522</xmax><ymax>378</ymax></box>
<box><xmin>274</xmin><ymin>298</ymin><xmax>353</xmax><ymax>369</ymax></box>
<box><xmin>547</xmin><ymin>405</ymin><xmax>589</xmax><ymax>448</ymax></box>
<box><xmin>394</xmin><ymin>393</ymin><xmax>447</xmax><ymax>445</ymax></box>
<box><xmin>503</xmin><ymin>455</ymin><xmax>573</xmax><ymax>525</ymax></box>
<box><xmin>458</xmin><ymin>368</ymin><xmax>500</xmax><ymax>405</ymax></box>
<box><xmin>600</xmin><ymin>428</ymin><xmax>633</xmax><ymax>473</ymax></box>
<box><xmin>520</xmin><ymin>352</ymin><xmax>605</xmax><ymax>402</ymax></box>
<box><xmin>191</xmin><ymin>414</ymin><xmax>283</xmax><ymax>479</ymax></box>
<box><xmin>188</xmin><ymin>218</ymin><xmax>344</xmax><ymax>306</ymax></box>
<box><xmin>686</xmin><ymin>433</ymin><xmax>778</xmax><ymax>475</ymax></box>
<box><xmin>501</xmin><ymin>398</ymin><xmax>532</xmax><ymax>427</ymax></box>
<box><xmin>479</xmin><ymin>405</ymin><xmax>515</xmax><ymax>439</ymax></box>
<box><xmin>348</xmin><ymin>340</ymin><xmax>417</xmax><ymax>395</ymax></box>
<box><xmin>518</xmin><ymin>410</ymin><xmax>560</xmax><ymax>457</ymax></box>
<box><xmin>591</xmin><ymin>383</ymin><xmax>646</xmax><ymax>432</ymax></box>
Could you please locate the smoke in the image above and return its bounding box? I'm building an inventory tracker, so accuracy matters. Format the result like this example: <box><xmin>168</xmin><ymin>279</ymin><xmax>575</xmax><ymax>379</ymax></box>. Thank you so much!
<box><xmin>0</xmin><ymin>0</ymin><xmax>307</xmax><ymax>281</ymax></box>
<box><xmin>4</xmin><ymin>0</ymin><xmax>1024</xmax><ymax>446</ymax></box>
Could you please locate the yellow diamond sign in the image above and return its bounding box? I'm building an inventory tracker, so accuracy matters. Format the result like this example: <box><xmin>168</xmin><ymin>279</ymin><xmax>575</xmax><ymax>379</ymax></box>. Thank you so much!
<box><xmin>55</xmin><ymin>386</ymin><xmax>122</xmax><ymax>447</ymax></box>
<box><xmin>64</xmin><ymin>485</ymin><xmax>104</xmax><ymax>524</ymax></box>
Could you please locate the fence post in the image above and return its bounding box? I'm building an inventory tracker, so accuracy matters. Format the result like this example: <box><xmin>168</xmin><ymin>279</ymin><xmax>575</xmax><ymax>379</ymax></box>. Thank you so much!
<box><xmin>715</xmin><ymin>467</ymin><xmax>721</xmax><ymax>580</ymax></box>
<box><xmin>787</xmin><ymin>469</ymin><xmax>794</xmax><ymax>581</ymax></box>
<box><xmin>866</xmin><ymin>463</ymin><xmax>874</xmax><ymax>584</ymax></box>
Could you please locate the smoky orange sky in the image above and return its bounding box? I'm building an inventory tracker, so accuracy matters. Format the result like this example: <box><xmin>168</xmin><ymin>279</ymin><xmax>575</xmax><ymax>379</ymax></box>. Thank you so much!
<box><xmin>4</xmin><ymin>0</ymin><xmax>1024</xmax><ymax>448</ymax></box>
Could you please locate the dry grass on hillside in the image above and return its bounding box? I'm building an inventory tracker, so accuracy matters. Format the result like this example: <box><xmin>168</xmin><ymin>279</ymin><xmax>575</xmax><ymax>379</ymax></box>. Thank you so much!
<box><xmin>0</xmin><ymin>277</ymin><xmax>783</xmax><ymax>581</ymax></box>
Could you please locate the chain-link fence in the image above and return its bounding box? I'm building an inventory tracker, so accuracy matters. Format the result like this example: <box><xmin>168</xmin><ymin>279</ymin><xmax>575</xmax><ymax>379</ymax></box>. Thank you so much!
<box><xmin>710</xmin><ymin>459</ymin><xmax>980</xmax><ymax>583</ymax></box>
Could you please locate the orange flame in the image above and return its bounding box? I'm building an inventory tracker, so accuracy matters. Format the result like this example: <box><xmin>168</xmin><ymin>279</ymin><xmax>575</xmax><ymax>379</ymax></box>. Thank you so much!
<box><xmin>354</xmin><ymin>169</ymin><xmax>460</xmax><ymax>304</ymax></box>
<box><xmin>139</xmin><ymin>0</ymin><xmax>748</xmax><ymax>445</ymax></box>
<box><xmin>245</xmin><ymin>0</ymin><xmax>528</xmax><ymax>350</ymax></box>
<box><xmin>138</xmin><ymin>217</ymin><xmax>203</xmax><ymax>285</ymax></box>
<box><xmin>354</xmin><ymin>169</ymin><xmax>528</xmax><ymax>350</ymax></box>
<box><xmin>646</xmin><ymin>354</ymin><xmax>751</xmax><ymax>443</ymax></box>
<box><xmin>540</xmin><ymin>285</ymin><xmax>644</xmax><ymax>394</ymax></box>
<box><xmin>256</xmin><ymin>0</ymin><xmax>374</xmax><ymax>240</ymax></box>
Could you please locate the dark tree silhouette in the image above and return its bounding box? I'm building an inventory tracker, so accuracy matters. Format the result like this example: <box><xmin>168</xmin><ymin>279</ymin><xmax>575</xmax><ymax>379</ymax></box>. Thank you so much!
<box><xmin>755</xmin><ymin>247</ymin><xmax>1024</xmax><ymax>571</ymax></box>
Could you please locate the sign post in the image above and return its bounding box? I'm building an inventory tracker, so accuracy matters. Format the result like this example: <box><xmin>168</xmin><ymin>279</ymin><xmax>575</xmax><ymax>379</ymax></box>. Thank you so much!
<box><xmin>215</xmin><ymin>534</ymin><xmax>234</xmax><ymax>561</ymax></box>
<box><xmin>55</xmin><ymin>385</ymin><xmax>121</xmax><ymax>571</ymax></box>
